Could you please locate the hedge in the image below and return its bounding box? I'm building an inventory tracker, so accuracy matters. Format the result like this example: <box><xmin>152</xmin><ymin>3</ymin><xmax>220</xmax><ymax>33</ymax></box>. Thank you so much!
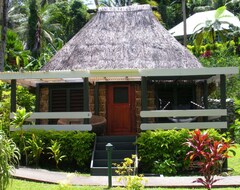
<box><xmin>11</xmin><ymin>130</ymin><xmax>95</xmax><ymax>172</ymax></box>
<box><xmin>136</xmin><ymin>129</ymin><xmax>224</xmax><ymax>176</ymax></box>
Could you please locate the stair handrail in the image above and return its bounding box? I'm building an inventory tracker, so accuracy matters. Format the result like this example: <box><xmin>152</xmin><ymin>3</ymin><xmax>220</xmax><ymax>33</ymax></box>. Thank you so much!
<box><xmin>134</xmin><ymin>136</ymin><xmax>138</xmax><ymax>175</ymax></box>
<box><xmin>90</xmin><ymin>136</ymin><xmax>97</xmax><ymax>171</ymax></box>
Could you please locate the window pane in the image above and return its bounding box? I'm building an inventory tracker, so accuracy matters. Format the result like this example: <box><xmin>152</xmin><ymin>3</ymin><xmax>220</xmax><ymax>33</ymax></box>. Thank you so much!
<box><xmin>51</xmin><ymin>89</ymin><xmax>67</xmax><ymax>111</ymax></box>
<box><xmin>114</xmin><ymin>87</ymin><xmax>128</xmax><ymax>103</ymax></box>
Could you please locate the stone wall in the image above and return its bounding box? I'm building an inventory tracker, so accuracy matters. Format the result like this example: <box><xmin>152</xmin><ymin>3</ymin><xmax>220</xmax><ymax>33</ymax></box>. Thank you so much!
<box><xmin>39</xmin><ymin>87</ymin><xmax>49</xmax><ymax>124</ymax></box>
<box><xmin>135</xmin><ymin>83</ymin><xmax>155</xmax><ymax>132</ymax></box>
<box><xmin>98</xmin><ymin>84</ymin><xmax>107</xmax><ymax>117</ymax></box>
<box><xmin>89</xmin><ymin>84</ymin><xmax>95</xmax><ymax>113</ymax></box>
<box><xmin>208</xmin><ymin>98</ymin><xmax>235</xmax><ymax>125</ymax></box>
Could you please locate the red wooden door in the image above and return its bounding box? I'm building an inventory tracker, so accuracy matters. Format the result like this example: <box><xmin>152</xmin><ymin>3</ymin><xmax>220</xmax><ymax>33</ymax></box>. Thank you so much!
<box><xmin>107</xmin><ymin>84</ymin><xmax>136</xmax><ymax>135</ymax></box>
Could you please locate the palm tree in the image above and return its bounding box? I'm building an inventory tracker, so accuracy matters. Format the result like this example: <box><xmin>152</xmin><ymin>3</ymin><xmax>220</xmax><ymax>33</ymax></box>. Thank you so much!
<box><xmin>0</xmin><ymin>0</ymin><xmax>9</xmax><ymax>71</ymax></box>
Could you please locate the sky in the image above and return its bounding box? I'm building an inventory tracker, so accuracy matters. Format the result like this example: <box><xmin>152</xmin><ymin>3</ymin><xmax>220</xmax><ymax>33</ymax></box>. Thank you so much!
<box><xmin>83</xmin><ymin>0</ymin><xmax>96</xmax><ymax>9</ymax></box>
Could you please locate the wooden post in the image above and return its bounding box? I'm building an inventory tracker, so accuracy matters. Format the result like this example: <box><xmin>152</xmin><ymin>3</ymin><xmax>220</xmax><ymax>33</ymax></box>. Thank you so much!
<box><xmin>203</xmin><ymin>80</ymin><xmax>208</xmax><ymax>122</ymax></box>
<box><xmin>94</xmin><ymin>82</ymin><xmax>99</xmax><ymax>115</ymax></box>
<box><xmin>11</xmin><ymin>79</ymin><xmax>16</xmax><ymax>113</ymax></box>
<box><xmin>220</xmin><ymin>74</ymin><xmax>228</xmax><ymax>170</ymax></box>
<box><xmin>35</xmin><ymin>84</ymin><xmax>40</xmax><ymax>124</ymax></box>
<box><xmin>35</xmin><ymin>84</ymin><xmax>40</xmax><ymax>112</ymax></box>
<box><xmin>220</xmin><ymin>75</ymin><xmax>226</xmax><ymax>121</ymax></box>
<box><xmin>84</xmin><ymin>78</ymin><xmax>89</xmax><ymax>124</ymax></box>
<box><xmin>173</xmin><ymin>84</ymin><xmax>178</xmax><ymax>109</ymax></box>
<box><xmin>203</xmin><ymin>80</ymin><xmax>208</xmax><ymax>109</ymax></box>
<box><xmin>141</xmin><ymin>77</ymin><xmax>148</xmax><ymax>123</ymax></box>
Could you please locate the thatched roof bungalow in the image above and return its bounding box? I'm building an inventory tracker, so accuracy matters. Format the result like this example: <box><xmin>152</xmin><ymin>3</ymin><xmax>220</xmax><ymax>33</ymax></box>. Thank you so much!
<box><xmin>0</xmin><ymin>4</ymin><xmax>237</xmax><ymax>175</ymax></box>
<box><xmin>1</xmin><ymin>5</ymin><xmax>237</xmax><ymax>136</ymax></box>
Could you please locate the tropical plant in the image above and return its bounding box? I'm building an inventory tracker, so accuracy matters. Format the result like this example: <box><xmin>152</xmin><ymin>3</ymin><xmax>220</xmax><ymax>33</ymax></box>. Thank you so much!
<box><xmin>152</xmin><ymin>159</ymin><xmax>177</xmax><ymax>176</ymax></box>
<box><xmin>114</xmin><ymin>154</ymin><xmax>147</xmax><ymax>190</ymax></box>
<box><xmin>184</xmin><ymin>129</ymin><xmax>235</xmax><ymax>190</ymax></box>
<box><xmin>47</xmin><ymin>140</ymin><xmax>66</xmax><ymax>169</ymax></box>
<box><xmin>230</xmin><ymin>98</ymin><xmax>240</xmax><ymax>143</ymax></box>
<box><xmin>11</xmin><ymin>108</ymin><xmax>32</xmax><ymax>165</ymax></box>
<box><xmin>25</xmin><ymin>133</ymin><xmax>45</xmax><ymax>167</ymax></box>
<box><xmin>192</xmin><ymin>6</ymin><xmax>233</xmax><ymax>48</ymax></box>
<box><xmin>0</xmin><ymin>130</ymin><xmax>20</xmax><ymax>190</ymax></box>
<box><xmin>11</xmin><ymin>108</ymin><xmax>32</xmax><ymax>129</ymax></box>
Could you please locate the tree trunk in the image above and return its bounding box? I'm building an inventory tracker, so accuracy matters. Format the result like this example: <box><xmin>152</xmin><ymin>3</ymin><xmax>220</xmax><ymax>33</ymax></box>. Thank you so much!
<box><xmin>0</xmin><ymin>0</ymin><xmax>8</xmax><ymax>72</ymax></box>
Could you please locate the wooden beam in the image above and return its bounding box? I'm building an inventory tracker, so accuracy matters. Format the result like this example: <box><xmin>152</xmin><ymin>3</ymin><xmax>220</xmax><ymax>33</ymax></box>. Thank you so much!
<box><xmin>0</xmin><ymin>70</ymin><xmax>89</xmax><ymax>80</ymax></box>
<box><xmin>10</xmin><ymin>112</ymin><xmax>92</xmax><ymax>119</ymax></box>
<box><xmin>140</xmin><ymin>122</ymin><xmax>227</xmax><ymax>130</ymax></box>
<box><xmin>140</xmin><ymin>109</ymin><xmax>227</xmax><ymax>118</ymax></box>
<box><xmin>10</xmin><ymin>124</ymin><xmax>92</xmax><ymax>131</ymax></box>
<box><xmin>0</xmin><ymin>67</ymin><xmax>237</xmax><ymax>80</ymax></box>
<box><xmin>140</xmin><ymin>67</ymin><xmax>238</xmax><ymax>77</ymax></box>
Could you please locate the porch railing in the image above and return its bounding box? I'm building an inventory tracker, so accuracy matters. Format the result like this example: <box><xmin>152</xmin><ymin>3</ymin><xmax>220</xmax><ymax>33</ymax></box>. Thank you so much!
<box><xmin>140</xmin><ymin>109</ymin><xmax>227</xmax><ymax>130</ymax></box>
<box><xmin>10</xmin><ymin>112</ymin><xmax>92</xmax><ymax>131</ymax></box>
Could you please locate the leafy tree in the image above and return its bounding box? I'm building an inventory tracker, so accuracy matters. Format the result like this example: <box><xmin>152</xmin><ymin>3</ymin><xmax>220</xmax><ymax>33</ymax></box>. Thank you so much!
<box><xmin>226</xmin><ymin>0</ymin><xmax>240</xmax><ymax>16</ymax></box>
<box><xmin>68</xmin><ymin>0</ymin><xmax>90</xmax><ymax>40</ymax></box>
<box><xmin>5</xmin><ymin>29</ymin><xmax>31</xmax><ymax>71</ymax></box>
<box><xmin>0</xmin><ymin>0</ymin><xmax>9</xmax><ymax>71</ymax></box>
<box><xmin>27</xmin><ymin>0</ymin><xmax>40</xmax><ymax>58</ymax></box>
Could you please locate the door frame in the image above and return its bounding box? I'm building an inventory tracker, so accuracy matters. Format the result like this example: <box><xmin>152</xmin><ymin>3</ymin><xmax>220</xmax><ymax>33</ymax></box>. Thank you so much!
<box><xmin>106</xmin><ymin>83</ymin><xmax>136</xmax><ymax>135</ymax></box>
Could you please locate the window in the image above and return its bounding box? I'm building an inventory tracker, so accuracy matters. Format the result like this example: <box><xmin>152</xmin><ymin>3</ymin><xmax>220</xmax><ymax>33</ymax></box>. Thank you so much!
<box><xmin>49</xmin><ymin>85</ymin><xmax>84</xmax><ymax>112</ymax></box>
<box><xmin>113</xmin><ymin>87</ymin><xmax>129</xmax><ymax>103</ymax></box>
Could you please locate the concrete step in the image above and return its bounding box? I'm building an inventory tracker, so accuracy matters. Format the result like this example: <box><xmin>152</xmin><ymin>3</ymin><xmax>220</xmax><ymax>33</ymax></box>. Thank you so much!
<box><xmin>94</xmin><ymin>150</ymin><xmax>135</xmax><ymax>159</ymax></box>
<box><xmin>96</xmin><ymin>136</ymin><xmax>136</xmax><ymax>143</ymax></box>
<box><xmin>91</xmin><ymin>135</ymin><xmax>137</xmax><ymax>176</ymax></box>
<box><xmin>95</xmin><ymin>142</ymin><xmax>136</xmax><ymax>150</ymax></box>
<box><xmin>93</xmin><ymin>159</ymin><xmax>123</xmax><ymax>167</ymax></box>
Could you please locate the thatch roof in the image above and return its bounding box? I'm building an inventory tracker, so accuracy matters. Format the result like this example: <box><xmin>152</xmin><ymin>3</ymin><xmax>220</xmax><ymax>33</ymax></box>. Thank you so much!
<box><xmin>41</xmin><ymin>5</ymin><xmax>202</xmax><ymax>71</ymax></box>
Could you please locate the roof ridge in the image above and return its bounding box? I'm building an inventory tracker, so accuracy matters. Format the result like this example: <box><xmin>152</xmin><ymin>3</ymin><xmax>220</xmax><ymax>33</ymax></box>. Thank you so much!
<box><xmin>98</xmin><ymin>4</ymin><xmax>151</xmax><ymax>12</ymax></box>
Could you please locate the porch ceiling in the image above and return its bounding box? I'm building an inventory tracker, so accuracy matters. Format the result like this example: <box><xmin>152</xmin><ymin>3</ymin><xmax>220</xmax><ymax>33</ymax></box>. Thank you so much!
<box><xmin>0</xmin><ymin>67</ymin><xmax>238</xmax><ymax>87</ymax></box>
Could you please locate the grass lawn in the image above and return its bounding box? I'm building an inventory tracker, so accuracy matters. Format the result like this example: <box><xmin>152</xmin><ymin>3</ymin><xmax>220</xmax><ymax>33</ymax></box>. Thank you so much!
<box><xmin>6</xmin><ymin>179</ymin><xmax>240</xmax><ymax>190</ymax></box>
<box><xmin>6</xmin><ymin>144</ymin><xmax>240</xmax><ymax>190</ymax></box>
<box><xmin>228</xmin><ymin>144</ymin><xmax>240</xmax><ymax>175</ymax></box>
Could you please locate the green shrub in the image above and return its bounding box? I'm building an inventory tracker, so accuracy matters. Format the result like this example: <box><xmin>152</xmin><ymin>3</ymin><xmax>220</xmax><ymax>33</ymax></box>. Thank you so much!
<box><xmin>137</xmin><ymin>129</ymin><xmax>224</xmax><ymax>176</ymax></box>
<box><xmin>47</xmin><ymin>140</ymin><xmax>66</xmax><ymax>170</ymax></box>
<box><xmin>11</xmin><ymin>130</ymin><xmax>95</xmax><ymax>172</ymax></box>
<box><xmin>25</xmin><ymin>133</ymin><xmax>45</xmax><ymax>167</ymax></box>
<box><xmin>0</xmin><ymin>130</ymin><xmax>20</xmax><ymax>190</ymax></box>
<box><xmin>0</xmin><ymin>82</ymin><xmax>35</xmax><ymax>133</ymax></box>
